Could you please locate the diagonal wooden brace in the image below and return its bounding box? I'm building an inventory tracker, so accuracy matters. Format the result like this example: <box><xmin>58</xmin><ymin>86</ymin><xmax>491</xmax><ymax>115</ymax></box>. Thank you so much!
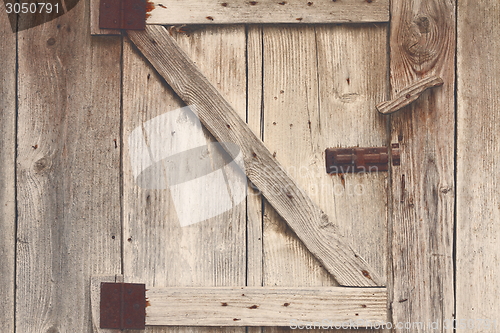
<box><xmin>127</xmin><ymin>25</ymin><xmax>383</xmax><ymax>287</ymax></box>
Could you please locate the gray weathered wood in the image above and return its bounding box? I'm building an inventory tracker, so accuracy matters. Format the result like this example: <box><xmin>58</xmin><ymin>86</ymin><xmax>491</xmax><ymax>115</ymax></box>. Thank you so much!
<box><xmin>260</xmin><ymin>23</ymin><xmax>389</xmax><ymax>333</ymax></box>
<box><xmin>246</xmin><ymin>25</ymin><xmax>264</xmax><ymax>333</ymax></box>
<box><xmin>260</xmin><ymin>25</ymin><xmax>339</xmax><ymax>333</ymax></box>
<box><xmin>127</xmin><ymin>25</ymin><xmax>382</xmax><ymax>287</ymax></box>
<box><xmin>15</xmin><ymin>1</ymin><xmax>122</xmax><ymax>331</ymax></box>
<box><xmin>122</xmin><ymin>24</ymin><xmax>248</xmax><ymax>333</ymax></box>
<box><xmin>376</xmin><ymin>75</ymin><xmax>444</xmax><ymax>115</ymax></box>
<box><xmin>315</xmin><ymin>23</ymin><xmax>389</xmax><ymax>287</ymax></box>
<box><xmin>246</xmin><ymin>25</ymin><xmax>264</xmax><ymax>289</ymax></box>
<box><xmin>315</xmin><ymin>24</ymin><xmax>390</xmax><ymax>333</ymax></box>
<box><xmin>456</xmin><ymin>1</ymin><xmax>500</xmax><ymax>331</ymax></box>
<box><xmin>146</xmin><ymin>0</ymin><xmax>389</xmax><ymax>25</ymax></box>
<box><xmin>146</xmin><ymin>287</ymin><xmax>388</xmax><ymax>327</ymax></box>
<box><xmin>0</xmin><ymin>2</ymin><xmax>16</xmax><ymax>332</ymax></box>
<box><xmin>389</xmin><ymin>0</ymin><xmax>455</xmax><ymax>331</ymax></box>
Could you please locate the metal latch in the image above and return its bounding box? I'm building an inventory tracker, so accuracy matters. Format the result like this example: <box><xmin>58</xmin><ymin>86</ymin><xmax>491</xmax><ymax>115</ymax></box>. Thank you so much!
<box><xmin>325</xmin><ymin>144</ymin><xmax>400</xmax><ymax>174</ymax></box>
<box><xmin>100</xmin><ymin>282</ymin><xmax>146</xmax><ymax>330</ymax></box>
<box><xmin>99</xmin><ymin>0</ymin><xmax>146</xmax><ymax>30</ymax></box>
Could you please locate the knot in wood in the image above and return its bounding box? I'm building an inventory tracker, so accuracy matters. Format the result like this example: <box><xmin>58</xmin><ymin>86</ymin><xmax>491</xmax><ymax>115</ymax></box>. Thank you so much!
<box><xmin>34</xmin><ymin>157</ymin><xmax>51</xmax><ymax>173</ymax></box>
<box><xmin>415</xmin><ymin>16</ymin><xmax>430</xmax><ymax>33</ymax></box>
<box><xmin>400</xmin><ymin>15</ymin><xmax>442</xmax><ymax>70</ymax></box>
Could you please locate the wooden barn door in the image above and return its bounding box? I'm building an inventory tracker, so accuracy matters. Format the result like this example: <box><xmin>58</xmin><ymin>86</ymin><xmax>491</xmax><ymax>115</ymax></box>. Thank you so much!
<box><xmin>1</xmin><ymin>0</ymin><xmax>456</xmax><ymax>331</ymax></box>
<box><xmin>118</xmin><ymin>23</ymin><xmax>388</xmax><ymax>332</ymax></box>
<box><xmin>114</xmin><ymin>0</ymin><xmax>455</xmax><ymax>331</ymax></box>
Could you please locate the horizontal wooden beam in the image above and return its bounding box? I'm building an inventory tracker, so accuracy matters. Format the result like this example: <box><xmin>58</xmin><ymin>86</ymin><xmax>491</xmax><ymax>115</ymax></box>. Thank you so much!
<box><xmin>146</xmin><ymin>287</ymin><xmax>388</xmax><ymax>327</ymax></box>
<box><xmin>146</xmin><ymin>0</ymin><xmax>389</xmax><ymax>25</ymax></box>
<box><xmin>127</xmin><ymin>25</ymin><xmax>384</xmax><ymax>287</ymax></box>
<box><xmin>376</xmin><ymin>75</ymin><xmax>444</xmax><ymax>114</ymax></box>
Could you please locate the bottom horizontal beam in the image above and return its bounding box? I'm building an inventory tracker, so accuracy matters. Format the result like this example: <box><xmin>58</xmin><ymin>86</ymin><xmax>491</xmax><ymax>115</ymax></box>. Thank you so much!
<box><xmin>146</xmin><ymin>286</ymin><xmax>387</xmax><ymax>327</ymax></box>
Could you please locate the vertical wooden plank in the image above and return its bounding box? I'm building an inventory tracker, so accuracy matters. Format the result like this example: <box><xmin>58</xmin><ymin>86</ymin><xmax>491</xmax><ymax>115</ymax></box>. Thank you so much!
<box><xmin>457</xmin><ymin>1</ymin><xmax>500</xmax><ymax>332</ymax></box>
<box><xmin>0</xmin><ymin>2</ymin><xmax>16</xmax><ymax>332</ymax></box>
<box><xmin>315</xmin><ymin>24</ymin><xmax>390</xmax><ymax>333</ymax></box>
<box><xmin>260</xmin><ymin>23</ymin><xmax>388</xmax><ymax>332</ymax></box>
<box><xmin>315</xmin><ymin>23</ymin><xmax>389</xmax><ymax>286</ymax></box>
<box><xmin>123</xmin><ymin>25</ymin><xmax>247</xmax><ymax>333</ymax></box>
<box><xmin>246</xmin><ymin>24</ymin><xmax>264</xmax><ymax>333</ymax></box>
<box><xmin>15</xmin><ymin>1</ymin><xmax>122</xmax><ymax>331</ymax></box>
<box><xmin>389</xmin><ymin>0</ymin><xmax>455</xmax><ymax>331</ymax></box>
<box><xmin>261</xmin><ymin>26</ymin><xmax>336</xmax><ymax>299</ymax></box>
<box><xmin>247</xmin><ymin>24</ymin><xmax>264</xmax><ymax>289</ymax></box>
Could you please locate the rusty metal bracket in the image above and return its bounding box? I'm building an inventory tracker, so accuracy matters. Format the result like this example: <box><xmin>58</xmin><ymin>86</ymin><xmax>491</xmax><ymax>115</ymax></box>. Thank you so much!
<box><xmin>325</xmin><ymin>144</ymin><xmax>400</xmax><ymax>174</ymax></box>
<box><xmin>100</xmin><ymin>282</ymin><xmax>146</xmax><ymax>330</ymax></box>
<box><xmin>99</xmin><ymin>0</ymin><xmax>146</xmax><ymax>30</ymax></box>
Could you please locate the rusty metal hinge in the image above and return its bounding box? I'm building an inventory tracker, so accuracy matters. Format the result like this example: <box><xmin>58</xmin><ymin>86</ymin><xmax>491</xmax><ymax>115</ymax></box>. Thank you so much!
<box><xmin>99</xmin><ymin>0</ymin><xmax>146</xmax><ymax>30</ymax></box>
<box><xmin>100</xmin><ymin>282</ymin><xmax>146</xmax><ymax>330</ymax></box>
<box><xmin>325</xmin><ymin>144</ymin><xmax>400</xmax><ymax>174</ymax></box>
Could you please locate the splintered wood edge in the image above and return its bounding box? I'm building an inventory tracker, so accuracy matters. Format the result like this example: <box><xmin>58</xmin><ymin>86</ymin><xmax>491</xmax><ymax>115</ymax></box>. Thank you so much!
<box><xmin>376</xmin><ymin>75</ymin><xmax>444</xmax><ymax>114</ymax></box>
<box><xmin>146</xmin><ymin>287</ymin><xmax>388</xmax><ymax>327</ymax></box>
<box><xmin>127</xmin><ymin>25</ymin><xmax>384</xmax><ymax>287</ymax></box>
<box><xmin>90</xmin><ymin>275</ymin><xmax>124</xmax><ymax>333</ymax></box>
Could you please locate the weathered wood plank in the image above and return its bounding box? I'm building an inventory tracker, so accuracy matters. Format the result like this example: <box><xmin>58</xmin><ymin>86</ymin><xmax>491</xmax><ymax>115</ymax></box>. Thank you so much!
<box><xmin>260</xmin><ymin>23</ymin><xmax>389</xmax><ymax>333</ymax></box>
<box><xmin>246</xmin><ymin>24</ymin><xmax>264</xmax><ymax>333</ymax></box>
<box><xmin>146</xmin><ymin>0</ymin><xmax>389</xmax><ymax>25</ymax></box>
<box><xmin>457</xmin><ymin>1</ymin><xmax>500</xmax><ymax>331</ymax></box>
<box><xmin>260</xmin><ymin>25</ymin><xmax>339</xmax><ymax>333</ymax></box>
<box><xmin>246</xmin><ymin>25</ymin><xmax>264</xmax><ymax>289</ymax></box>
<box><xmin>146</xmin><ymin>287</ymin><xmax>387</xmax><ymax>327</ymax></box>
<box><xmin>127</xmin><ymin>25</ymin><xmax>382</xmax><ymax>287</ymax></box>
<box><xmin>123</xmin><ymin>25</ymin><xmax>247</xmax><ymax>333</ymax></box>
<box><xmin>315</xmin><ymin>24</ymin><xmax>390</xmax><ymax>333</ymax></box>
<box><xmin>315</xmin><ymin>23</ymin><xmax>389</xmax><ymax>286</ymax></box>
<box><xmin>389</xmin><ymin>0</ymin><xmax>455</xmax><ymax>331</ymax></box>
<box><xmin>15</xmin><ymin>1</ymin><xmax>122</xmax><ymax>331</ymax></box>
<box><xmin>0</xmin><ymin>2</ymin><xmax>16</xmax><ymax>332</ymax></box>
<box><xmin>376</xmin><ymin>75</ymin><xmax>444</xmax><ymax>115</ymax></box>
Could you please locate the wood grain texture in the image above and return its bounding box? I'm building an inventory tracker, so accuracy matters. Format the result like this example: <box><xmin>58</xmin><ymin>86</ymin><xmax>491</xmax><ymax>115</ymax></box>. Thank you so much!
<box><xmin>146</xmin><ymin>0</ymin><xmax>389</xmax><ymax>25</ymax></box>
<box><xmin>389</xmin><ymin>0</ymin><xmax>455</xmax><ymax>331</ymax></box>
<box><xmin>246</xmin><ymin>25</ymin><xmax>264</xmax><ymax>289</ymax></box>
<box><xmin>146</xmin><ymin>287</ymin><xmax>388</xmax><ymax>326</ymax></box>
<box><xmin>376</xmin><ymin>75</ymin><xmax>444</xmax><ymax>114</ymax></box>
<box><xmin>260</xmin><ymin>23</ymin><xmax>389</xmax><ymax>333</ymax></box>
<box><xmin>246</xmin><ymin>24</ymin><xmax>265</xmax><ymax>333</ymax></box>
<box><xmin>0</xmin><ymin>2</ymin><xmax>16</xmax><ymax>332</ymax></box>
<box><xmin>122</xmin><ymin>24</ymin><xmax>247</xmax><ymax>333</ymax></box>
<box><xmin>128</xmin><ymin>25</ymin><xmax>382</xmax><ymax>287</ymax></box>
<box><xmin>456</xmin><ymin>1</ymin><xmax>500</xmax><ymax>331</ymax></box>
<box><xmin>15</xmin><ymin>1</ymin><xmax>122</xmax><ymax>331</ymax></box>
